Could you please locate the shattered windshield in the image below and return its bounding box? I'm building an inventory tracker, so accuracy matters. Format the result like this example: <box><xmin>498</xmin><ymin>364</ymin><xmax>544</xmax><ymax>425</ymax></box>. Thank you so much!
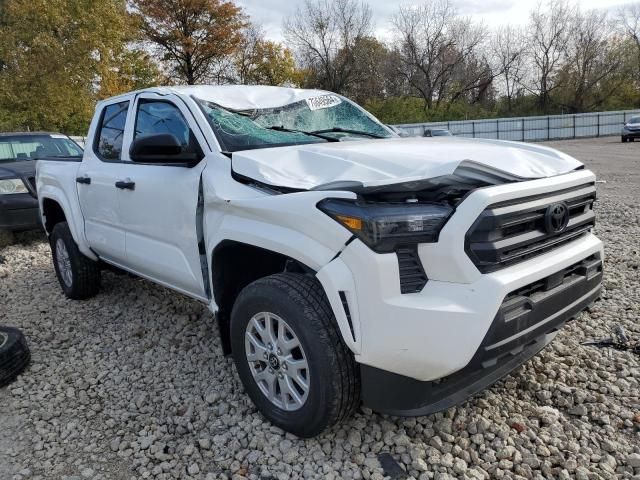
<box><xmin>195</xmin><ymin>94</ymin><xmax>393</xmax><ymax>152</ymax></box>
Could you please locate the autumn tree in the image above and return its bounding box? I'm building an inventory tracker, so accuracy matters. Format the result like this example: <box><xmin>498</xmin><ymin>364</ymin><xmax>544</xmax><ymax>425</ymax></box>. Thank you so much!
<box><xmin>284</xmin><ymin>0</ymin><xmax>374</xmax><ymax>94</ymax></box>
<box><xmin>0</xmin><ymin>0</ymin><xmax>158</xmax><ymax>133</ymax></box>
<box><xmin>131</xmin><ymin>0</ymin><xmax>247</xmax><ymax>85</ymax></box>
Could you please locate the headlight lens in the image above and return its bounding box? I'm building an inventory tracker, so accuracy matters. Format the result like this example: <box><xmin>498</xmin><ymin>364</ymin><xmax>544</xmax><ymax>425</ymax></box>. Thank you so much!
<box><xmin>0</xmin><ymin>179</ymin><xmax>28</xmax><ymax>195</ymax></box>
<box><xmin>318</xmin><ymin>198</ymin><xmax>453</xmax><ymax>253</ymax></box>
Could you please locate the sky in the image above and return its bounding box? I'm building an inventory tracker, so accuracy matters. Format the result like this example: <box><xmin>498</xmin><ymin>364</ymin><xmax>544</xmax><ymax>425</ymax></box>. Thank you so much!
<box><xmin>236</xmin><ymin>0</ymin><xmax>638</xmax><ymax>41</ymax></box>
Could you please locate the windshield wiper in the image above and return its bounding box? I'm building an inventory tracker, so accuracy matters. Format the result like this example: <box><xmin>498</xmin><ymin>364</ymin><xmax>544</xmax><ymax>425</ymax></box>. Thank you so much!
<box><xmin>266</xmin><ymin>126</ymin><xmax>339</xmax><ymax>142</ymax></box>
<box><xmin>310</xmin><ymin>127</ymin><xmax>386</xmax><ymax>139</ymax></box>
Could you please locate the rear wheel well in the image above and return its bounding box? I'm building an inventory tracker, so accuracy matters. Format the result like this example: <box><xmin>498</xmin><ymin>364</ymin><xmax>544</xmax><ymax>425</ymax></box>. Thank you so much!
<box><xmin>42</xmin><ymin>198</ymin><xmax>66</xmax><ymax>234</ymax></box>
<box><xmin>211</xmin><ymin>240</ymin><xmax>313</xmax><ymax>354</ymax></box>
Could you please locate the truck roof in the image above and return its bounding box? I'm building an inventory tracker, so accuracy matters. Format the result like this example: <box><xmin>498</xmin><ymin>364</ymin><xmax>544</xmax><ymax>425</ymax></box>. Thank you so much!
<box><xmin>98</xmin><ymin>85</ymin><xmax>335</xmax><ymax>111</ymax></box>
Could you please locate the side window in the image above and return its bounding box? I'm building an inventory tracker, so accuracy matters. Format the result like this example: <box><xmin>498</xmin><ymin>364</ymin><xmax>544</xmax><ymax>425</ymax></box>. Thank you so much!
<box><xmin>96</xmin><ymin>101</ymin><xmax>129</xmax><ymax>160</ymax></box>
<box><xmin>135</xmin><ymin>100</ymin><xmax>200</xmax><ymax>153</ymax></box>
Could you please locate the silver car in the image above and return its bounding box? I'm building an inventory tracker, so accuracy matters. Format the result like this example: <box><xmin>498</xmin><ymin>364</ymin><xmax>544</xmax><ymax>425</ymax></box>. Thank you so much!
<box><xmin>621</xmin><ymin>116</ymin><xmax>640</xmax><ymax>142</ymax></box>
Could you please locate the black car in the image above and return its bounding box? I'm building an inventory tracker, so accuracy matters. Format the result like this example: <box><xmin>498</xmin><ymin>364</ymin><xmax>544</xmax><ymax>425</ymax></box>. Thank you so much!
<box><xmin>0</xmin><ymin>132</ymin><xmax>83</xmax><ymax>232</ymax></box>
<box><xmin>621</xmin><ymin>116</ymin><xmax>640</xmax><ymax>142</ymax></box>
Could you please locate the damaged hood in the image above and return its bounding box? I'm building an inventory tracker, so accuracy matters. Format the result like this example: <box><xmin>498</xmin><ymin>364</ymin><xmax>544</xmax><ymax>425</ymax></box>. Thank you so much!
<box><xmin>231</xmin><ymin>137</ymin><xmax>583</xmax><ymax>191</ymax></box>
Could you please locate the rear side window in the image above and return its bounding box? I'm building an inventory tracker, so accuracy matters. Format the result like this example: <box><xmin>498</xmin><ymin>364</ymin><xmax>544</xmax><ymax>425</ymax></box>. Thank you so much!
<box><xmin>96</xmin><ymin>101</ymin><xmax>129</xmax><ymax>160</ymax></box>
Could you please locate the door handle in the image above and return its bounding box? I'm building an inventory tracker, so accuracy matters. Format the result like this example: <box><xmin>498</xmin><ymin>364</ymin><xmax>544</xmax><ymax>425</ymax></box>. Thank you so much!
<box><xmin>76</xmin><ymin>176</ymin><xmax>91</xmax><ymax>185</ymax></box>
<box><xmin>115</xmin><ymin>180</ymin><xmax>135</xmax><ymax>190</ymax></box>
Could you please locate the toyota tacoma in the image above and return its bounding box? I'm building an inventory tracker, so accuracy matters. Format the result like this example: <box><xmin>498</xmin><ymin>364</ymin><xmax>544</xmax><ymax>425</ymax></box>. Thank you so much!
<box><xmin>36</xmin><ymin>86</ymin><xmax>603</xmax><ymax>437</ymax></box>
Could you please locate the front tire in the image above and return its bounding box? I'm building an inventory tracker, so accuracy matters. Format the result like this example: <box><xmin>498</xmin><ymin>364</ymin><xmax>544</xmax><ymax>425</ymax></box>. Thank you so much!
<box><xmin>50</xmin><ymin>222</ymin><xmax>100</xmax><ymax>300</ymax></box>
<box><xmin>230</xmin><ymin>273</ymin><xmax>360</xmax><ymax>437</ymax></box>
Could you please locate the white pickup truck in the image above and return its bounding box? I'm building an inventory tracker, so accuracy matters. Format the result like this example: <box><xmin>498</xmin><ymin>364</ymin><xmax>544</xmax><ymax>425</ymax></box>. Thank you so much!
<box><xmin>37</xmin><ymin>86</ymin><xmax>603</xmax><ymax>437</ymax></box>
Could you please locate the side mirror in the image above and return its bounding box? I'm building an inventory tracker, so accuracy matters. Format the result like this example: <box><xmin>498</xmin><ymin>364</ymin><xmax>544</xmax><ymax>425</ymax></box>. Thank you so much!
<box><xmin>129</xmin><ymin>134</ymin><xmax>200</xmax><ymax>165</ymax></box>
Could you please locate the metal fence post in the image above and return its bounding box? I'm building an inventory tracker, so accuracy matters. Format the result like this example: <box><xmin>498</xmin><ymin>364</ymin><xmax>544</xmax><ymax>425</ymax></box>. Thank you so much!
<box><xmin>496</xmin><ymin>119</ymin><xmax>500</xmax><ymax>140</ymax></box>
<box><xmin>521</xmin><ymin>118</ymin><xmax>525</xmax><ymax>141</ymax></box>
<box><xmin>472</xmin><ymin>121</ymin><xmax>475</xmax><ymax>138</ymax></box>
<box><xmin>547</xmin><ymin>116</ymin><xmax>550</xmax><ymax>140</ymax></box>
<box><xmin>573</xmin><ymin>115</ymin><xmax>576</xmax><ymax>139</ymax></box>
<box><xmin>597</xmin><ymin>114</ymin><xmax>600</xmax><ymax>137</ymax></box>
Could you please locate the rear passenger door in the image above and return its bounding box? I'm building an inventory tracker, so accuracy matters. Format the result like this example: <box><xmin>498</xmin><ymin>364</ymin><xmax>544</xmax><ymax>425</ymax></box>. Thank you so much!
<box><xmin>115</xmin><ymin>94</ymin><xmax>209</xmax><ymax>300</ymax></box>
<box><xmin>77</xmin><ymin>100</ymin><xmax>130</xmax><ymax>263</ymax></box>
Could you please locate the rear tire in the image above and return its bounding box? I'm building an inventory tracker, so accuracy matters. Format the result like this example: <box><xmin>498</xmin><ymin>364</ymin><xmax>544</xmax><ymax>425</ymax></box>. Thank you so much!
<box><xmin>230</xmin><ymin>273</ymin><xmax>360</xmax><ymax>437</ymax></box>
<box><xmin>50</xmin><ymin>222</ymin><xmax>100</xmax><ymax>300</ymax></box>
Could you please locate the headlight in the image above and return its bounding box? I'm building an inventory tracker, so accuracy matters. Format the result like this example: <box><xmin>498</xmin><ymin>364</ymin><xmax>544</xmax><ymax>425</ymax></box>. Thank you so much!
<box><xmin>0</xmin><ymin>179</ymin><xmax>28</xmax><ymax>195</ymax></box>
<box><xmin>318</xmin><ymin>198</ymin><xmax>453</xmax><ymax>253</ymax></box>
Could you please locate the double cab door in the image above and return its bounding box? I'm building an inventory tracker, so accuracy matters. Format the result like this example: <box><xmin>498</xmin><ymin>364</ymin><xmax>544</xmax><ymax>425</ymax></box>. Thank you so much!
<box><xmin>76</xmin><ymin>93</ymin><xmax>209</xmax><ymax>301</ymax></box>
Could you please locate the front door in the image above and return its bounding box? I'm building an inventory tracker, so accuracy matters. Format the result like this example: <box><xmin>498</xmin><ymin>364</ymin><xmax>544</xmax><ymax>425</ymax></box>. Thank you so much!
<box><xmin>115</xmin><ymin>95</ymin><xmax>208</xmax><ymax>300</ymax></box>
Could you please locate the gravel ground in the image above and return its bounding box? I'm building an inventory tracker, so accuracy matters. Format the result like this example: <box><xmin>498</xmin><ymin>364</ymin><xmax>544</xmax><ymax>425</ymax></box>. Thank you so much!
<box><xmin>1</xmin><ymin>136</ymin><xmax>639</xmax><ymax>480</ymax></box>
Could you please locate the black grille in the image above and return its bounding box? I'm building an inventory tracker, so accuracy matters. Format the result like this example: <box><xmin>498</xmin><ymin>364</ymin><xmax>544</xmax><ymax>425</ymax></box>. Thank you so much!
<box><xmin>466</xmin><ymin>183</ymin><xmax>596</xmax><ymax>273</ymax></box>
<box><xmin>396</xmin><ymin>247</ymin><xmax>428</xmax><ymax>294</ymax></box>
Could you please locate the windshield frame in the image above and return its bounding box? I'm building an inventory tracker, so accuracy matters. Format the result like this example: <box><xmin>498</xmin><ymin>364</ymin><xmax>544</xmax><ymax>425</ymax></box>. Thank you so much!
<box><xmin>193</xmin><ymin>93</ymin><xmax>395</xmax><ymax>153</ymax></box>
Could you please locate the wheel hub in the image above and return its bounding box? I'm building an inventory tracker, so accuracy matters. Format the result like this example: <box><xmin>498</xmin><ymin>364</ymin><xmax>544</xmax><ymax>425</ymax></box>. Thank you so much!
<box><xmin>245</xmin><ymin>312</ymin><xmax>310</xmax><ymax>411</ymax></box>
<box><xmin>268</xmin><ymin>353</ymin><xmax>280</xmax><ymax>370</ymax></box>
<box><xmin>55</xmin><ymin>238</ymin><xmax>73</xmax><ymax>287</ymax></box>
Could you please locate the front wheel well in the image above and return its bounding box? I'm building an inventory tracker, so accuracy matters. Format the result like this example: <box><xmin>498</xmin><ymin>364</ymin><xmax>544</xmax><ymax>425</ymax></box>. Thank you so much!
<box><xmin>41</xmin><ymin>198</ymin><xmax>66</xmax><ymax>234</ymax></box>
<box><xmin>211</xmin><ymin>240</ymin><xmax>314</xmax><ymax>355</ymax></box>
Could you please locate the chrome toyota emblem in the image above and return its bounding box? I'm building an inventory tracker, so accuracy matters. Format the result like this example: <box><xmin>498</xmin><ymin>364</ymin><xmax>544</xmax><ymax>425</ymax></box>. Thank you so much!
<box><xmin>545</xmin><ymin>202</ymin><xmax>570</xmax><ymax>234</ymax></box>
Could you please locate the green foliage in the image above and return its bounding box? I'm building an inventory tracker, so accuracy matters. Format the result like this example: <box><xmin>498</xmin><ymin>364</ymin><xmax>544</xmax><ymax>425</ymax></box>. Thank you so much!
<box><xmin>0</xmin><ymin>0</ymin><xmax>161</xmax><ymax>135</ymax></box>
<box><xmin>364</xmin><ymin>97</ymin><xmax>498</xmax><ymax>125</ymax></box>
<box><xmin>239</xmin><ymin>40</ymin><xmax>305</xmax><ymax>86</ymax></box>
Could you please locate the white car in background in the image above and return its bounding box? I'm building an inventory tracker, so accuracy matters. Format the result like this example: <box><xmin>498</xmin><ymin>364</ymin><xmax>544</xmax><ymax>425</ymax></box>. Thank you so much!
<box><xmin>36</xmin><ymin>85</ymin><xmax>603</xmax><ymax>437</ymax></box>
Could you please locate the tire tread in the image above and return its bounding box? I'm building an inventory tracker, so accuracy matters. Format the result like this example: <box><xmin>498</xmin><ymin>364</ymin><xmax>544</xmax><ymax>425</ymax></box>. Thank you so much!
<box><xmin>252</xmin><ymin>273</ymin><xmax>360</xmax><ymax>432</ymax></box>
<box><xmin>51</xmin><ymin>222</ymin><xmax>100</xmax><ymax>300</ymax></box>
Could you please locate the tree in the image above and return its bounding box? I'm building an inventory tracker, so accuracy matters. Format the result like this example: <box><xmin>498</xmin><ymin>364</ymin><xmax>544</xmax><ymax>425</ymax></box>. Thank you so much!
<box><xmin>556</xmin><ymin>10</ymin><xmax>624</xmax><ymax>112</ymax></box>
<box><xmin>526</xmin><ymin>0</ymin><xmax>573</xmax><ymax>112</ymax></box>
<box><xmin>391</xmin><ymin>0</ymin><xmax>491</xmax><ymax>111</ymax></box>
<box><xmin>0</xmin><ymin>0</ymin><xmax>158</xmax><ymax>134</ymax></box>
<box><xmin>335</xmin><ymin>36</ymin><xmax>390</xmax><ymax>103</ymax></box>
<box><xmin>491</xmin><ymin>26</ymin><xmax>527</xmax><ymax>113</ymax></box>
<box><xmin>618</xmin><ymin>2</ymin><xmax>640</xmax><ymax>83</ymax></box>
<box><xmin>131</xmin><ymin>0</ymin><xmax>247</xmax><ymax>84</ymax></box>
<box><xmin>284</xmin><ymin>0</ymin><xmax>374</xmax><ymax>94</ymax></box>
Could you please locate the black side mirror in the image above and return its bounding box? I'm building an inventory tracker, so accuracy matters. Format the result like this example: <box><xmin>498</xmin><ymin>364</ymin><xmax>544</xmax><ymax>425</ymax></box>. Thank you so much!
<box><xmin>129</xmin><ymin>134</ymin><xmax>200</xmax><ymax>166</ymax></box>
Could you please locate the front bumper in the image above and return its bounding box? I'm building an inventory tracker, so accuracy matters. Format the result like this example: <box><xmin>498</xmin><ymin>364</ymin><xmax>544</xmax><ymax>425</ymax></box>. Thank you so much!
<box><xmin>315</xmin><ymin>170</ymin><xmax>604</xmax><ymax>414</ymax></box>
<box><xmin>0</xmin><ymin>193</ymin><xmax>41</xmax><ymax>231</ymax></box>
<box><xmin>360</xmin><ymin>254</ymin><xmax>602</xmax><ymax>415</ymax></box>
<box><xmin>622</xmin><ymin>129</ymin><xmax>640</xmax><ymax>138</ymax></box>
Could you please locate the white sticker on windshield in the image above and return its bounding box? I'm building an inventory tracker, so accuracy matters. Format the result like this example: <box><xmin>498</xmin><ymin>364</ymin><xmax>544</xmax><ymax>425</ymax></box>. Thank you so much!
<box><xmin>49</xmin><ymin>134</ymin><xmax>67</xmax><ymax>138</ymax></box>
<box><xmin>306</xmin><ymin>94</ymin><xmax>342</xmax><ymax>111</ymax></box>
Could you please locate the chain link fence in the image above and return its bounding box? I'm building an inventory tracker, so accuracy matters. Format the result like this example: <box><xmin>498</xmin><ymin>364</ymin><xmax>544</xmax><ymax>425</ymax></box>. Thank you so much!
<box><xmin>393</xmin><ymin>109</ymin><xmax>640</xmax><ymax>140</ymax></box>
